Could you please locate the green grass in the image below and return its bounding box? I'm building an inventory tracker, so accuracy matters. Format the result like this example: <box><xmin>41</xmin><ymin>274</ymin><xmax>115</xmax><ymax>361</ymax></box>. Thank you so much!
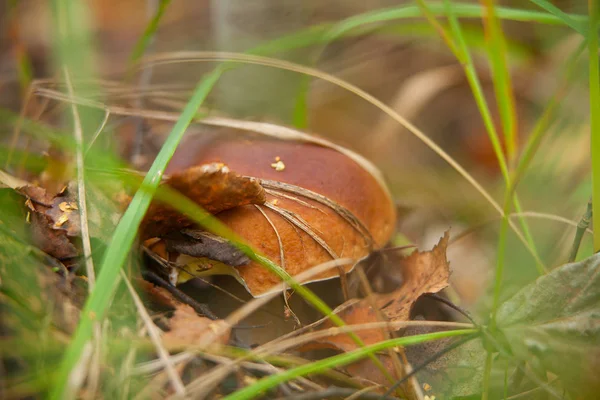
<box><xmin>127</xmin><ymin>0</ymin><xmax>172</xmax><ymax>78</ymax></box>
<box><xmin>49</xmin><ymin>68</ymin><xmax>224</xmax><ymax>399</ymax></box>
<box><xmin>223</xmin><ymin>330</ymin><xmax>477</xmax><ymax>400</ymax></box>
<box><xmin>588</xmin><ymin>0</ymin><xmax>600</xmax><ymax>252</ymax></box>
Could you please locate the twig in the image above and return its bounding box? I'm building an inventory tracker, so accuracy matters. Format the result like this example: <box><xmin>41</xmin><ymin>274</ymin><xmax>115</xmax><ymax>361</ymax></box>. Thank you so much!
<box><xmin>64</xmin><ymin>66</ymin><xmax>102</xmax><ymax>400</ymax></box>
<box><xmin>254</xmin><ymin>205</ymin><xmax>302</xmax><ymax>328</ymax></box>
<box><xmin>354</xmin><ymin>265</ymin><xmax>410</xmax><ymax>398</ymax></box>
<box><xmin>141</xmin><ymin>269</ymin><xmax>219</xmax><ymax>320</ymax></box>
<box><xmin>265</xmin><ymin>188</ymin><xmax>326</xmax><ymax>213</ymax></box>
<box><xmin>83</xmin><ymin>108</ymin><xmax>110</xmax><ymax>156</ymax></box>
<box><xmin>261</xmin><ymin>180</ymin><xmax>373</xmax><ymax>248</ymax></box>
<box><xmin>506</xmin><ymin>378</ymin><xmax>559</xmax><ymax>399</ymax></box>
<box><xmin>264</xmin><ymin>202</ymin><xmax>337</xmax><ymax>259</ymax></box>
<box><xmin>63</xmin><ymin>67</ymin><xmax>96</xmax><ymax>289</ymax></box>
<box><xmin>118</xmin><ymin>326</ymin><xmax>148</xmax><ymax>400</ymax></box>
<box><xmin>64</xmin><ymin>341</ymin><xmax>94</xmax><ymax>400</ymax></box>
<box><xmin>256</xmin><ymin>321</ymin><xmax>473</xmax><ymax>359</ymax></box>
<box><xmin>121</xmin><ymin>270</ymin><xmax>186</xmax><ymax>396</ymax></box>
<box><xmin>424</xmin><ymin>293</ymin><xmax>478</xmax><ymax>326</ymax></box>
<box><xmin>201</xmin><ymin>352</ymin><xmax>319</xmax><ymax>393</ymax></box>
<box><xmin>263</xmin><ymin>202</ymin><xmax>350</xmax><ymax>300</ymax></box>
<box><xmin>130</xmin><ymin>0</ymin><xmax>160</xmax><ymax>163</ymax></box>
<box><xmin>568</xmin><ymin>198</ymin><xmax>593</xmax><ymax>262</ymax></box>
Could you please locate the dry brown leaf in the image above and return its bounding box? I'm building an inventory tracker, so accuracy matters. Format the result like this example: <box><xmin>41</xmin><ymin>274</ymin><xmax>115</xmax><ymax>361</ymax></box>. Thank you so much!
<box><xmin>141</xmin><ymin>163</ymin><xmax>266</xmax><ymax>238</ymax></box>
<box><xmin>45</xmin><ymin>188</ymin><xmax>81</xmax><ymax>238</ymax></box>
<box><xmin>295</xmin><ymin>232</ymin><xmax>450</xmax><ymax>390</ymax></box>
<box><xmin>298</xmin><ymin>231</ymin><xmax>451</xmax><ymax>352</ymax></box>
<box><xmin>376</xmin><ymin>230</ymin><xmax>450</xmax><ymax>322</ymax></box>
<box><xmin>163</xmin><ymin>305</ymin><xmax>231</xmax><ymax>346</ymax></box>
<box><xmin>18</xmin><ymin>185</ymin><xmax>79</xmax><ymax>260</ymax></box>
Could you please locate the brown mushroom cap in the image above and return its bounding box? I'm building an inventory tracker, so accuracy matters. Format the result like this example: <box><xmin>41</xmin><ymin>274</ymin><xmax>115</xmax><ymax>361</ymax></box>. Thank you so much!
<box><xmin>165</xmin><ymin>127</ymin><xmax>396</xmax><ymax>296</ymax></box>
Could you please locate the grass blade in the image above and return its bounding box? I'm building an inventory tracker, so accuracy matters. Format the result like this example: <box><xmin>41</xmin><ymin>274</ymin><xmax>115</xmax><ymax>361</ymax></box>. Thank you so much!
<box><xmin>481</xmin><ymin>0</ymin><xmax>519</xmax><ymax>164</ymax></box>
<box><xmin>224</xmin><ymin>329</ymin><xmax>476</xmax><ymax>400</ymax></box>
<box><xmin>529</xmin><ymin>0</ymin><xmax>587</xmax><ymax>34</ymax></box>
<box><xmin>325</xmin><ymin>3</ymin><xmax>587</xmax><ymax>40</ymax></box>
<box><xmin>127</xmin><ymin>0</ymin><xmax>172</xmax><ymax>75</ymax></box>
<box><xmin>422</xmin><ymin>0</ymin><xmax>544</xmax><ymax>273</ymax></box>
<box><xmin>589</xmin><ymin>0</ymin><xmax>600</xmax><ymax>251</ymax></box>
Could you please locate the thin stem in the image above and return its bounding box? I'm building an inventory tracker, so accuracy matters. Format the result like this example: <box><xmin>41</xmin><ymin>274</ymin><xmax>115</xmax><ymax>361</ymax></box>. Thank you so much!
<box><xmin>223</xmin><ymin>329</ymin><xmax>476</xmax><ymax>400</ymax></box>
<box><xmin>588</xmin><ymin>0</ymin><xmax>600</xmax><ymax>251</ymax></box>
<box><xmin>569</xmin><ymin>198</ymin><xmax>593</xmax><ymax>262</ymax></box>
<box><xmin>482</xmin><ymin>351</ymin><xmax>494</xmax><ymax>400</ymax></box>
<box><xmin>441</xmin><ymin>0</ymin><xmax>542</xmax><ymax>270</ymax></box>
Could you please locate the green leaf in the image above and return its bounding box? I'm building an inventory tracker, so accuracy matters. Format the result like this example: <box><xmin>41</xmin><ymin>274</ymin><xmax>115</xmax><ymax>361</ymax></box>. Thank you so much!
<box><xmin>497</xmin><ymin>253</ymin><xmax>600</xmax><ymax>398</ymax></box>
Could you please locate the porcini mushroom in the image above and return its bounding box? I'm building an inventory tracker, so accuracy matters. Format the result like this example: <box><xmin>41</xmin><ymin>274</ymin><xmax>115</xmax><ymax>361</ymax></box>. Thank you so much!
<box><xmin>145</xmin><ymin>119</ymin><xmax>396</xmax><ymax>297</ymax></box>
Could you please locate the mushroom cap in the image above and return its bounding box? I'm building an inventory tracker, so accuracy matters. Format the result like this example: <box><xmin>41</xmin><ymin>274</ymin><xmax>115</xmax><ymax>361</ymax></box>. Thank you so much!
<box><xmin>165</xmin><ymin>127</ymin><xmax>396</xmax><ymax>296</ymax></box>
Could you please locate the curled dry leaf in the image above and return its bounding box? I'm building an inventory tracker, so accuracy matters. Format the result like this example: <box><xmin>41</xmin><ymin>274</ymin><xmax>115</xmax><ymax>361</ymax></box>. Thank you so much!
<box><xmin>17</xmin><ymin>184</ymin><xmax>79</xmax><ymax>260</ymax></box>
<box><xmin>141</xmin><ymin>163</ymin><xmax>266</xmax><ymax>238</ymax></box>
<box><xmin>298</xmin><ymin>231</ymin><xmax>451</xmax><ymax>351</ymax></box>
<box><xmin>149</xmin><ymin>128</ymin><xmax>396</xmax><ymax>297</ymax></box>
<box><xmin>295</xmin><ymin>232</ymin><xmax>450</xmax><ymax>388</ymax></box>
<box><xmin>376</xmin><ymin>230</ymin><xmax>450</xmax><ymax>322</ymax></box>
<box><xmin>163</xmin><ymin>305</ymin><xmax>231</xmax><ymax>347</ymax></box>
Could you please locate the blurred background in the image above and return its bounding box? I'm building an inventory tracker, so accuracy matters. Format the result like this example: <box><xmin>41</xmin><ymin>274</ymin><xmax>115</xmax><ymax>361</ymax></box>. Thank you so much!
<box><xmin>0</xmin><ymin>0</ymin><xmax>592</xmax><ymax>317</ymax></box>
<box><xmin>0</xmin><ymin>1</ymin><xmax>597</xmax><ymax>398</ymax></box>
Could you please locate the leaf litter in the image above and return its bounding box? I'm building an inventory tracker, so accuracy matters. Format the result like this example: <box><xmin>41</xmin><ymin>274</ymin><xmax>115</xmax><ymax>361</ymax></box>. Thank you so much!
<box><xmin>292</xmin><ymin>231</ymin><xmax>451</xmax><ymax>392</ymax></box>
<box><xmin>18</xmin><ymin>183</ymin><xmax>80</xmax><ymax>260</ymax></box>
<box><xmin>297</xmin><ymin>231</ymin><xmax>451</xmax><ymax>351</ymax></box>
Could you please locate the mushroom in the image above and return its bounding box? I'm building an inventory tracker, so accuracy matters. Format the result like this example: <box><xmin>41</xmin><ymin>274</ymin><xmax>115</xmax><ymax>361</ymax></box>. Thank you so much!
<box><xmin>146</xmin><ymin>120</ymin><xmax>397</xmax><ymax>298</ymax></box>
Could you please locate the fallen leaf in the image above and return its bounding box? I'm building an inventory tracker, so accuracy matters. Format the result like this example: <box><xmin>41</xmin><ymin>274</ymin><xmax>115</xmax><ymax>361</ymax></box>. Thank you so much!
<box><xmin>163</xmin><ymin>305</ymin><xmax>231</xmax><ymax>346</ymax></box>
<box><xmin>0</xmin><ymin>169</ymin><xmax>32</xmax><ymax>189</ymax></box>
<box><xmin>294</xmin><ymin>233</ymin><xmax>450</xmax><ymax>393</ymax></box>
<box><xmin>141</xmin><ymin>163</ymin><xmax>266</xmax><ymax>238</ymax></box>
<box><xmin>18</xmin><ymin>184</ymin><xmax>79</xmax><ymax>260</ymax></box>
<box><xmin>28</xmin><ymin>210</ymin><xmax>78</xmax><ymax>260</ymax></box>
<box><xmin>45</xmin><ymin>187</ymin><xmax>81</xmax><ymax>238</ymax></box>
<box><xmin>17</xmin><ymin>184</ymin><xmax>54</xmax><ymax>206</ymax></box>
<box><xmin>497</xmin><ymin>252</ymin><xmax>600</xmax><ymax>399</ymax></box>
<box><xmin>376</xmin><ymin>231</ymin><xmax>450</xmax><ymax>322</ymax></box>
<box><xmin>298</xmin><ymin>231</ymin><xmax>451</xmax><ymax>352</ymax></box>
